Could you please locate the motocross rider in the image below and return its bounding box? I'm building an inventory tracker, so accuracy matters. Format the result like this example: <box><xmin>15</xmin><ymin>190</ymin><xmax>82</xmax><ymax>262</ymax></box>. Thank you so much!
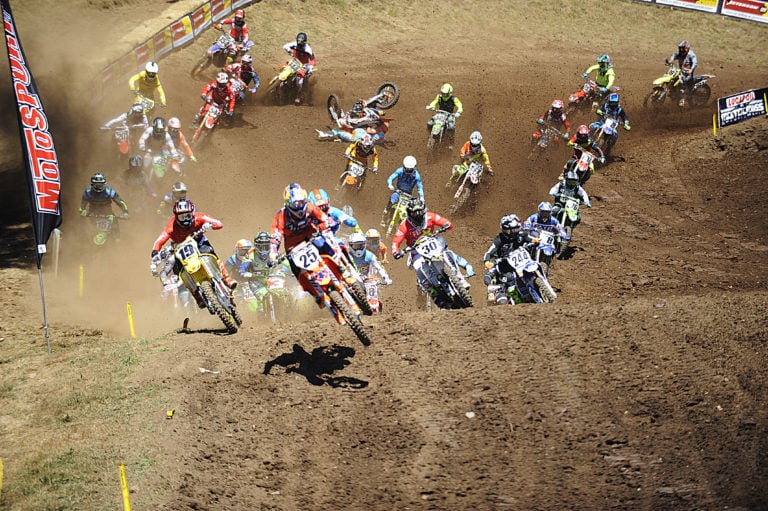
<box><xmin>151</xmin><ymin>199</ymin><xmax>238</xmax><ymax>291</ymax></box>
<box><xmin>214</xmin><ymin>9</ymin><xmax>253</xmax><ymax>54</ymax></box>
<box><xmin>342</xmin><ymin>133</ymin><xmax>379</xmax><ymax>182</ymax></box>
<box><xmin>193</xmin><ymin>72</ymin><xmax>236</xmax><ymax>126</ymax></box>
<box><xmin>138</xmin><ymin>117</ymin><xmax>179</xmax><ymax>173</ymax></box>
<box><xmin>156</xmin><ymin>181</ymin><xmax>188</xmax><ymax>216</ymax></box>
<box><xmin>533</xmin><ymin>99</ymin><xmax>571</xmax><ymax>142</ymax></box>
<box><xmin>80</xmin><ymin>172</ymin><xmax>129</xmax><ymax>219</ymax></box>
<box><xmin>381</xmin><ymin>155</ymin><xmax>425</xmax><ymax>228</ymax></box>
<box><xmin>582</xmin><ymin>54</ymin><xmax>616</xmax><ymax>108</ymax></box>
<box><xmin>666</xmin><ymin>40</ymin><xmax>698</xmax><ymax>106</ymax></box>
<box><xmin>567</xmin><ymin>124</ymin><xmax>605</xmax><ymax>181</ymax></box>
<box><xmin>348</xmin><ymin>232</ymin><xmax>392</xmax><ymax>311</ymax></box>
<box><xmin>483</xmin><ymin>214</ymin><xmax>539</xmax><ymax>305</ymax></box>
<box><xmin>167</xmin><ymin>117</ymin><xmax>197</xmax><ymax>174</ymax></box>
<box><xmin>523</xmin><ymin>202</ymin><xmax>566</xmax><ymax>238</ymax></box>
<box><xmin>391</xmin><ymin>200</ymin><xmax>474</xmax><ymax>298</ymax></box>
<box><xmin>269</xmin><ymin>183</ymin><xmax>337</xmax><ymax>306</ymax></box>
<box><xmin>101</xmin><ymin>103</ymin><xmax>149</xmax><ymax>148</ymax></box>
<box><xmin>548</xmin><ymin>171</ymin><xmax>591</xmax><ymax>230</ymax></box>
<box><xmin>282</xmin><ymin>32</ymin><xmax>316</xmax><ymax>105</ymax></box>
<box><xmin>308</xmin><ymin>188</ymin><xmax>363</xmax><ymax>236</ymax></box>
<box><xmin>366</xmin><ymin>228</ymin><xmax>388</xmax><ymax>265</ymax></box>
<box><xmin>225</xmin><ymin>54</ymin><xmax>260</xmax><ymax>100</ymax></box>
<box><xmin>317</xmin><ymin>101</ymin><xmax>387</xmax><ymax>143</ymax></box>
<box><xmin>590</xmin><ymin>93</ymin><xmax>631</xmax><ymax>133</ymax></box>
<box><xmin>238</xmin><ymin>232</ymin><xmax>292</xmax><ymax>312</ymax></box>
<box><xmin>450</xmin><ymin>131</ymin><xmax>494</xmax><ymax>184</ymax></box>
<box><xmin>225</xmin><ymin>239</ymin><xmax>254</xmax><ymax>283</ymax></box>
<box><xmin>426</xmin><ymin>83</ymin><xmax>463</xmax><ymax>147</ymax></box>
<box><xmin>128</xmin><ymin>61</ymin><xmax>167</xmax><ymax>109</ymax></box>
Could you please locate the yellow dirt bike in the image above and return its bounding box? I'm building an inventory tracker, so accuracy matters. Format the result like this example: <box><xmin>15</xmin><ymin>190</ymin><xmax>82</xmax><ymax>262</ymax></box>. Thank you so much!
<box><xmin>267</xmin><ymin>57</ymin><xmax>313</xmax><ymax>105</ymax></box>
<box><xmin>154</xmin><ymin>226</ymin><xmax>242</xmax><ymax>333</ymax></box>
<box><xmin>385</xmin><ymin>191</ymin><xmax>414</xmax><ymax>237</ymax></box>
<box><xmin>643</xmin><ymin>64</ymin><xmax>714</xmax><ymax>111</ymax></box>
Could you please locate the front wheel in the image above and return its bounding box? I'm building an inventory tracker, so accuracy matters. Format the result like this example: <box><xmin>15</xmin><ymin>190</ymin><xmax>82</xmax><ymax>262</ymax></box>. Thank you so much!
<box><xmin>374</xmin><ymin>82</ymin><xmax>400</xmax><ymax>109</ymax></box>
<box><xmin>445</xmin><ymin>266</ymin><xmax>473</xmax><ymax>308</ymax></box>
<box><xmin>535</xmin><ymin>275</ymin><xmax>557</xmax><ymax>303</ymax></box>
<box><xmin>349</xmin><ymin>281</ymin><xmax>373</xmax><ymax>316</ymax></box>
<box><xmin>327</xmin><ymin>94</ymin><xmax>341</xmax><ymax>122</ymax></box>
<box><xmin>200</xmin><ymin>281</ymin><xmax>237</xmax><ymax>333</ymax></box>
<box><xmin>329</xmin><ymin>290</ymin><xmax>371</xmax><ymax>346</ymax></box>
<box><xmin>450</xmin><ymin>186</ymin><xmax>471</xmax><ymax>215</ymax></box>
<box><xmin>690</xmin><ymin>83</ymin><xmax>711</xmax><ymax>108</ymax></box>
<box><xmin>643</xmin><ymin>87</ymin><xmax>665</xmax><ymax>111</ymax></box>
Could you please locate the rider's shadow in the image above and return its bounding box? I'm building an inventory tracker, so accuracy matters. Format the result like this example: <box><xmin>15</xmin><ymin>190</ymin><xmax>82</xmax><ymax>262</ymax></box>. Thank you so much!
<box><xmin>263</xmin><ymin>343</ymin><xmax>368</xmax><ymax>388</ymax></box>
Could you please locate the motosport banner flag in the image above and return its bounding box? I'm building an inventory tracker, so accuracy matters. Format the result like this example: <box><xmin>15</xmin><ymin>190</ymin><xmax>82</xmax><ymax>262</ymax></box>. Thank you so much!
<box><xmin>717</xmin><ymin>88</ymin><xmax>768</xmax><ymax>128</ymax></box>
<box><xmin>2</xmin><ymin>0</ymin><xmax>62</xmax><ymax>262</ymax></box>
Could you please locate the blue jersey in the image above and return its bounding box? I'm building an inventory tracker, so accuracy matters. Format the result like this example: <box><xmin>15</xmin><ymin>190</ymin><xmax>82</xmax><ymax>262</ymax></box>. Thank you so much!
<box><xmin>387</xmin><ymin>167</ymin><xmax>424</xmax><ymax>199</ymax></box>
<box><xmin>350</xmin><ymin>249</ymin><xmax>389</xmax><ymax>281</ymax></box>
<box><xmin>80</xmin><ymin>186</ymin><xmax>128</xmax><ymax>216</ymax></box>
<box><xmin>327</xmin><ymin>206</ymin><xmax>359</xmax><ymax>234</ymax></box>
<box><xmin>523</xmin><ymin>213</ymin><xmax>565</xmax><ymax>236</ymax></box>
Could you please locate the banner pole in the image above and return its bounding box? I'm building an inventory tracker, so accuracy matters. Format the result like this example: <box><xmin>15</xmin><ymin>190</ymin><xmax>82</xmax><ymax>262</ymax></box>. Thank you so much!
<box><xmin>37</xmin><ymin>260</ymin><xmax>52</xmax><ymax>354</ymax></box>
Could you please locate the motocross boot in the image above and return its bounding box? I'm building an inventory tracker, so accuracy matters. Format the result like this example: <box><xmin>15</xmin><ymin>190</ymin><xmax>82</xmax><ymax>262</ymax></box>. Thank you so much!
<box><xmin>380</xmin><ymin>208</ymin><xmax>389</xmax><ymax>228</ymax></box>
<box><xmin>315</xmin><ymin>129</ymin><xmax>335</xmax><ymax>140</ymax></box>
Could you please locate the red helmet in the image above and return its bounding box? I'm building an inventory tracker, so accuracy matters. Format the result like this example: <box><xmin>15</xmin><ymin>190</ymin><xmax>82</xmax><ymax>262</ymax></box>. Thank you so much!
<box><xmin>174</xmin><ymin>199</ymin><xmax>196</xmax><ymax>228</ymax></box>
<box><xmin>576</xmin><ymin>125</ymin><xmax>589</xmax><ymax>143</ymax></box>
<box><xmin>678</xmin><ymin>40</ymin><xmax>690</xmax><ymax>55</ymax></box>
<box><xmin>234</xmin><ymin>9</ymin><xmax>245</xmax><ymax>26</ymax></box>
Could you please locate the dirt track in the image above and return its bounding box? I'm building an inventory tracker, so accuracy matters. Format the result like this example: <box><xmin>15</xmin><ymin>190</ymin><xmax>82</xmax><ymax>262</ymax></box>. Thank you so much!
<box><xmin>1</xmin><ymin>1</ymin><xmax>768</xmax><ymax>509</ymax></box>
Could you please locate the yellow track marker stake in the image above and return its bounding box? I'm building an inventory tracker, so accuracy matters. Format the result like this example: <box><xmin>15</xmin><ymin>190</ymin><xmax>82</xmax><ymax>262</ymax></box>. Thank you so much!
<box><xmin>79</xmin><ymin>264</ymin><xmax>84</xmax><ymax>297</ymax></box>
<box><xmin>126</xmin><ymin>302</ymin><xmax>136</xmax><ymax>339</ymax></box>
<box><xmin>119</xmin><ymin>464</ymin><xmax>132</xmax><ymax>511</ymax></box>
<box><xmin>0</xmin><ymin>458</ymin><xmax>4</xmax><ymax>500</ymax></box>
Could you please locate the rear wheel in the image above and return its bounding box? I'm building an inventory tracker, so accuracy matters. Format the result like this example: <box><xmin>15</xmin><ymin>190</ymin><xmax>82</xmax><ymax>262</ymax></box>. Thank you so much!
<box><xmin>200</xmin><ymin>281</ymin><xmax>237</xmax><ymax>333</ymax></box>
<box><xmin>329</xmin><ymin>290</ymin><xmax>371</xmax><ymax>346</ymax></box>
<box><xmin>374</xmin><ymin>82</ymin><xmax>400</xmax><ymax>109</ymax></box>
<box><xmin>690</xmin><ymin>83</ymin><xmax>711</xmax><ymax>108</ymax></box>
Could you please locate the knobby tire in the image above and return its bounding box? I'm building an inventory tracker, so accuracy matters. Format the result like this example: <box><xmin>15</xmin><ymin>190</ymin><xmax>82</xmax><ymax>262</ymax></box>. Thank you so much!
<box><xmin>329</xmin><ymin>290</ymin><xmax>371</xmax><ymax>346</ymax></box>
<box><xmin>201</xmin><ymin>280</ymin><xmax>237</xmax><ymax>333</ymax></box>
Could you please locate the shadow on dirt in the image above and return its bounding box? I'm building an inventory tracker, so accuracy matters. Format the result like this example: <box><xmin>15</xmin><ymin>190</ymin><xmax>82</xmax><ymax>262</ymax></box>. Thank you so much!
<box><xmin>263</xmin><ymin>342</ymin><xmax>368</xmax><ymax>388</ymax></box>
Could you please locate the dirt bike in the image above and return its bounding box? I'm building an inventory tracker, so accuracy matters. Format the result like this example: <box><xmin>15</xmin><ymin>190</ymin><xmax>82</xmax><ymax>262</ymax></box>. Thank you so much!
<box><xmin>384</xmin><ymin>191</ymin><xmax>414</xmax><ymax>237</ymax></box>
<box><xmin>101</xmin><ymin>122</ymin><xmax>146</xmax><ymax>160</ymax></box>
<box><xmin>567</xmin><ymin>78</ymin><xmax>620</xmax><ymax>115</ymax></box>
<box><xmin>487</xmin><ymin>245</ymin><xmax>557</xmax><ymax>305</ymax></box>
<box><xmin>399</xmin><ymin>227</ymin><xmax>473</xmax><ymax>310</ymax></box>
<box><xmin>159</xmin><ymin>272</ymin><xmax>194</xmax><ymax>314</ymax></box>
<box><xmin>266</xmin><ymin>57</ymin><xmax>313</xmax><ymax>105</ymax></box>
<box><xmin>572</xmin><ymin>150</ymin><xmax>597</xmax><ymax>185</ymax></box>
<box><xmin>278</xmin><ymin>233</ymin><xmax>372</xmax><ymax>346</ymax></box>
<box><xmin>240</xmin><ymin>269</ymin><xmax>289</xmax><ymax>323</ymax></box>
<box><xmin>426</xmin><ymin>109</ymin><xmax>455</xmax><ymax>152</ymax></box>
<box><xmin>154</xmin><ymin>226</ymin><xmax>242</xmax><ymax>333</ymax></box>
<box><xmin>142</xmin><ymin>151</ymin><xmax>173</xmax><ymax>197</ymax></box>
<box><xmin>86</xmin><ymin>213</ymin><xmax>125</xmax><ymax>247</ymax></box>
<box><xmin>554</xmin><ymin>193</ymin><xmax>581</xmax><ymax>255</ymax></box>
<box><xmin>527</xmin><ymin>227</ymin><xmax>559</xmax><ymax>277</ymax></box>
<box><xmin>190</xmin><ymin>29</ymin><xmax>238</xmax><ymax>79</ymax></box>
<box><xmin>363</xmin><ymin>276</ymin><xmax>384</xmax><ymax>314</ymax></box>
<box><xmin>643</xmin><ymin>64</ymin><xmax>714</xmax><ymax>111</ymax></box>
<box><xmin>590</xmin><ymin>114</ymin><xmax>622</xmax><ymax>157</ymax></box>
<box><xmin>449</xmin><ymin>160</ymin><xmax>486</xmax><ymax>214</ymax></box>
<box><xmin>131</xmin><ymin>92</ymin><xmax>156</xmax><ymax>120</ymax></box>
<box><xmin>337</xmin><ymin>154</ymin><xmax>372</xmax><ymax>195</ymax></box>
<box><xmin>529</xmin><ymin>123</ymin><xmax>566</xmax><ymax>161</ymax></box>
<box><xmin>192</xmin><ymin>102</ymin><xmax>225</xmax><ymax>147</ymax></box>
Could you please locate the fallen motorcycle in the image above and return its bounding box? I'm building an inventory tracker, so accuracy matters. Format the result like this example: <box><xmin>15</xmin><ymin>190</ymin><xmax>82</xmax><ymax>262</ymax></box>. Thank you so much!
<box><xmin>643</xmin><ymin>63</ymin><xmax>714</xmax><ymax>111</ymax></box>
<box><xmin>323</xmin><ymin>82</ymin><xmax>400</xmax><ymax>142</ymax></box>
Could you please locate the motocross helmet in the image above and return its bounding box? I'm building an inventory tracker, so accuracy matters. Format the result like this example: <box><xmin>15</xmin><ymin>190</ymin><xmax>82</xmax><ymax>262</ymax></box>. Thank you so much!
<box><xmin>365</xmin><ymin>228</ymin><xmax>381</xmax><ymax>251</ymax></box>
<box><xmin>283</xmin><ymin>183</ymin><xmax>309</xmax><ymax>219</ymax></box>
<box><xmin>576</xmin><ymin>124</ymin><xmax>589</xmax><ymax>144</ymax></box>
<box><xmin>597</xmin><ymin>54</ymin><xmax>611</xmax><ymax>69</ymax></box>
<box><xmin>234</xmin><ymin>9</ymin><xmax>245</xmax><ymax>26</ymax></box>
<box><xmin>406</xmin><ymin>198</ymin><xmax>426</xmax><ymax>227</ymax></box>
<box><xmin>90</xmin><ymin>172</ymin><xmax>107</xmax><ymax>192</ymax></box>
<box><xmin>564</xmin><ymin>171</ymin><xmax>580</xmax><ymax>189</ymax></box>
<box><xmin>171</xmin><ymin>181</ymin><xmax>187</xmax><ymax>201</ymax></box>
<box><xmin>538</xmin><ymin>201</ymin><xmax>553</xmax><ymax>222</ymax></box>
<box><xmin>440</xmin><ymin>83</ymin><xmax>453</xmax><ymax>100</ymax></box>
<box><xmin>128</xmin><ymin>103</ymin><xmax>144</xmax><ymax>121</ymax></box>
<box><xmin>296</xmin><ymin>32</ymin><xmax>308</xmax><ymax>49</ymax></box>
<box><xmin>145</xmin><ymin>61</ymin><xmax>158</xmax><ymax>80</ymax></box>
<box><xmin>469</xmin><ymin>130</ymin><xmax>483</xmax><ymax>147</ymax></box>
<box><xmin>152</xmin><ymin>117</ymin><xmax>166</xmax><ymax>138</ymax></box>
<box><xmin>167</xmin><ymin>117</ymin><xmax>181</xmax><ymax>135</ymax></box>
<box><xmin>402</xmin><ymin>155</ymin><xmax>417</xmax><ymax>174</ymax></box>
<box><xmin>240</xmin><ymin>54</ymin><xmax>253</xmax><ymax>65</ymax></box>
<box><xmin>308</xmin><ymin>188</ymin><xmax>330</xmax><ymax>213</ymax></box>
<box><xmin>350</xmin><ymin>100</ymin><xmax>364</xmax><ymax>117</ymax></box>
<box><xmin>551</xmin><ymin>99</ymin><xmax>564</xmax><ymax>113</ymax></box>
<box><xmin>608</xmin><ymin>93</ymin><xmax>620</xmax><ymax>107</ymax></box>
<box><xmin>358</xmin><ymin>134</ymin><xmax>374</xmax><ymax>152</ymax></box>
<box><xmin>253</xmin><ymin>231</ymin><xmax>271</xmax><ymax>261</ymax></box>
<box><xmin>129</xmin><ymin>155</ymin><xmax>143</xmax><ymax>170</ymax></box>
<box><xmin>500</xmin><ymin>214</ymin><xmax>521</xmax><ymax>236</ymax></box>
<box><xmin>348</xmin><ymin>232</ymin><xmax>367</xmax><ymax>259</ymax></box>
<box><xmin>216</xmin><ymin>72</ymin><xmax>229</xmax><ymax>87</ymax></box>
<box><xmin>235</xmin><ymin>239</ymin><xmax>253</xmax><ymax>260</ymax></box>
<box><xmin>173</xmin><ymin>199</ymin><xmax>196</xmax><ymax>228</ymax></box>
<box><xmin>678</xmin><ymin>40</ymin><xmax>690</xmax><ymax>56</ymax></box>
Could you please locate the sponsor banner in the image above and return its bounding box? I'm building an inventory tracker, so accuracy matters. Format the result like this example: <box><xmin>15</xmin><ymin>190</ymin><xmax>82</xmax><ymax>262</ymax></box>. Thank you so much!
<box><xmin>153</xmin><ymin>27</ymin><xmax>174</xmax><ymax>59</ymax></box>
<box><xmin>656</xmin><ymin>0</ymin><xmax>720</xmax><ymax>12</ymax></box>
<box><xmin>232</xmin><ymin>0</ymin><xmax>254</xmax><ymax>8</ymax></box>
<box><xmin>117</xmin><ymin>51</ymin><xmax>137</xmax><ymax>78</ymax></box>
<box><xmin>717</xmin><ymin>88</ymin><xmax>768</xmax><ymax>127</ymax></box>
<box><xmin>211</xmin><ymin>0</ymin><xmax>233</xmax><ymax>21</ymax></box>
<box><xmin>171</xmin><ymin>16</ymin><xmax>194</xmax><ymax>48</ymax></box>
<box><xmin>134</xmin><ymin>38</ymin><xmax>153</xmax><ymax>68</ymax></box>
<box><xmin>190</xmin><ymin>3</ymin><xmax>213</xmax><ymax>36</ymax></box>
<box><xmin>721</xmin><ymin>0</ymin><xmax>768</xmax><ymax>22</ymax></box>
<box><xmin>2</xmin><ymin>0</ymin><xmax>63</xmax><ymax>253</ymax></box>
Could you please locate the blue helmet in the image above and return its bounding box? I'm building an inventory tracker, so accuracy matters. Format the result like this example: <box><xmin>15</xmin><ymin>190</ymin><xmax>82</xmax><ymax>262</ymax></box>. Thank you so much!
<box><xmin>308</xmin><ymin>188</ymin><xmax>330</xmax><ymax>212</ymax></box>
<box><xmin>538</xmin><ymin>202</ymin><xmax>553</xmax><ymax>221</ymax></box>
<box><xmin>597</xmin><ymin>54</ymin><xmax>611</xmax><ymax>67</ymax></box>
<box><xmin>608</xmin><ymin>93</ymin><xmax>620</xmax><ymax>106</ymax></box>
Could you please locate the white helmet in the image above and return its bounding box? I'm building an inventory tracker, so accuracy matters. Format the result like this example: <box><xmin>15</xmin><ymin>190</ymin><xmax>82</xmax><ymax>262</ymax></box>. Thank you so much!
<box><xmin>348</xmin><ymin>232</ymin><xmax>367</xmax><ymax>258</ymax></box>
<box><xmin>145</xmin><ymin>61</ymin><xmax>159</xmax><ymax>77</ymax></box>
<box><xmin>216</xmin><ymin>72</ymin><xmax>229</xmax><ymax>85</ymax></box>
<box><xmin>469</xmin><ymin>131</ymin><xmax>483</xmax><ymax>146</ymax></box>
<box><xmin>402</xmin><ymin>155</ymin><xmax>417</xmax><ymax>170</ymax></box>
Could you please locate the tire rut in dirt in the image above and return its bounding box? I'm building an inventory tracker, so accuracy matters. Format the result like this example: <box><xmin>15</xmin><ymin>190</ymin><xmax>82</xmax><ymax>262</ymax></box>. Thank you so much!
<box><xmin>329</xmin><ymin>290</ymin><xmax>371</xmax><ymax>346</ymax></box>
<box><xmin>200</xmin><ymin>280</ymin><xmax>237</xmax><ymax>333</ymax></box>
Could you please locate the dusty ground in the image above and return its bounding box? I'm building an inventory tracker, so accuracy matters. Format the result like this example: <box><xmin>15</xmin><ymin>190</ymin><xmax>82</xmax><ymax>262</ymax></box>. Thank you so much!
<box><xmin>1</xmin><ymin>1</ymin><xmax>767</xmax><ymax>510</ymax></box>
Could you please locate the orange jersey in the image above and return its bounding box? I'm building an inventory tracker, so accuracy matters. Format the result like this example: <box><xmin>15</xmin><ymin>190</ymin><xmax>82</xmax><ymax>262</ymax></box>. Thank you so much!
<box><xmin>270</xmin><ymin>203</ymin><xmax>330</xmax><ymax>256</ymax></box>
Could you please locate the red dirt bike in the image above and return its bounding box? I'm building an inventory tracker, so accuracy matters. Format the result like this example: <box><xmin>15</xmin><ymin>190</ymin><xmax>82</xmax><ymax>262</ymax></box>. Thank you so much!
<box><xmin>567</xmin><ymin>78</ymin><xmax>621</xmax><ymax>115</ymax></box>
<box><xmin>101</xmin><ymin>122</ymin><xmax>146</xmax><ymax>160</ymax></box>
<box><xmin>528</xmin><ymin>122</ymin><xmax>567</xmax><ymax>161</ymax></box>
<box><xmin>277</xmin><ymin>232</ymin><xmax>373</xmax><ymax>346</ymax></box>
<box><xmin>192</xmin><ymin>101</ymin><xmax>226</xmax><ymax>147</ymax></box>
